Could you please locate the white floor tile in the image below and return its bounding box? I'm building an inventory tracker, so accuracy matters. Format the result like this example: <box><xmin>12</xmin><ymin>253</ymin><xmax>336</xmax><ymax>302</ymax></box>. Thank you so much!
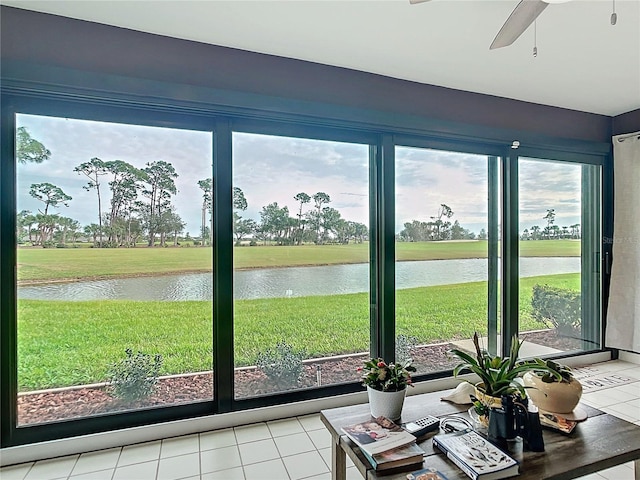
<box><xmin>160</xmin><ymin>434</ymin><xmax>200</xmax><ymax>459</ymax></box>
<box><xmin>267</xmin><ymin>418</ymin><xmax>305</xmax><ymax>437</ymax></box>
<box><xmin>601</xmin><ymin>406</ymin><xmax>637</xmax><ymax>423</ymax></box>
<box><xmin>157</xmin><ymin>452</ymin><xmax>200</xmax><ymax>480</ymax></box>
<box><xmin>0</xmin><ymin>463</ymin><xmax>34</xmax><ymax>480</ymax></box>
<box><xmin>308</xmin><ymin>428</ymin><xmax>332</xmax><ymax>450</ymax></box>
<box><xmin>113</xmin><ymin>460</ymin><xmax>158</xmax><ymax>480</ymax></box>
<box><xmin>282</xmin><ymin>451</ymin><xmax>328</xmax><ymax>480</ymax></box>
<box><xmin>298</xmin><ymin>415</ymin><xmax>324</xmax><ymax>432</ymax></box>
<box><xmin>317</xmin><ymin>447</ymin><xmax>331</xmax><ymax>469</ymax></box>
<box><xmin>201</xmin><ymin>466</ymin><xmax>246</xmax><ymax>480</ymax></box>
<box><xmin>304</xmin><ymin>473</ymin><xmax>332</xmax><ymax>480</ymax></box>
<box><xmin>346</xmin><ymin>465</ymin><xmax>366</xmax><ymax>480</ymax></box>
<box><xmin>25</xmin><ymin>455</ymin><xmax>78</xmax><ymax>480</ymax></box>
<box><xmin>118</xmin><ymin>440</ymin><xmax>161</xmax><ymax>466</ymax></box>
<box><xmin>598</xmin><ymin>463</ymin><xmax>635</xmax><ymax>480</ymax></box>
<box><xmin>234</xmin><ymin>423</ymin><xmax>272</xmax><ymax>444</ymax></box>
<box><xmin>200</xmin><ymin>445</ymin><xmax>242</xmax><ymax>474</ymax></box>
<box><xmin>71</xmin><ymin>448</ymin><xmax>120</xmax><ymax>476</ymax></box>
<box><xmin>200</xmin><ymin>428</ymin><xmax>237</xmax><ymax>451</ymax></box>
<box><xmin>238</xmin><ymin>438</ymin><xmax>280</xmax><ymax>465</ymax></box>
<box><xmin>242</xmin><ymin>458</ymin><xmax>290</xmax><ymax>480</ymax></box>
<box><xmin>69</xmin><ymin>468</ymin><xmax>115</xmax><ymax>480</ymax></box>
<box><xmin>274</xmin><ymin>432</ymin><xmax>316</xmax><ymax>457</ymax></box>
<box><xmin>606</xmin><ymin>402</ymin><xmax>640</xmax><ymax>422</ymax></box>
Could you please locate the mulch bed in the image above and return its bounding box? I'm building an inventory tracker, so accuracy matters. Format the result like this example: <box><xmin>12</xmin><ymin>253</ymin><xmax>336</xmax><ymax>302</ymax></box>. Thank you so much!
<box><xmin>17</xmin><ymin>329</ymin><xmax>581</xmax><ymax>425</ymax></box>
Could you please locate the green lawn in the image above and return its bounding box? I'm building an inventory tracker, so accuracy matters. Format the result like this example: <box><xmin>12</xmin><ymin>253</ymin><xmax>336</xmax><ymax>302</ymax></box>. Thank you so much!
<box><xmin>17</xmin><ymin>273</ymin><xmax>579</xmax><ymax>391</ymax></box>
<box><xmin>17</xmin><ymin>240</ymin><xmax>580</xmax><ymax>282</ymax></box>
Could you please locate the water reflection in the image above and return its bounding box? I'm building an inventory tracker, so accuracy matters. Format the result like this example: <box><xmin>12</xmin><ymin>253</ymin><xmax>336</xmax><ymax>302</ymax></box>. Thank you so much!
<box><xmin>18</xmin><ymin>257</ymin><xmax>580</xmax><ymax>301</ymax></box>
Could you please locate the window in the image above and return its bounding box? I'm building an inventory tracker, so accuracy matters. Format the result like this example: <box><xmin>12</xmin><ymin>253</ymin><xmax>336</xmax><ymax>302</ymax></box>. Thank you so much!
<box><xmin>518</xmin><ymin>158</ymin><xmax>601</xmax><ymax>354</ymax></box>
<box><xmin>231</xmin><ymin>131</ymin><xmax>371</xmax><ymax>398</ymax></box>
<box><xmin>15</xmin><ymin>114</ymin><xmax>214</xmax><ymax>426</ymax></box>
<box><xmin>395</xmin><ymin>146</ymin><xmax>501</xmax><ymax>371</ymax></box>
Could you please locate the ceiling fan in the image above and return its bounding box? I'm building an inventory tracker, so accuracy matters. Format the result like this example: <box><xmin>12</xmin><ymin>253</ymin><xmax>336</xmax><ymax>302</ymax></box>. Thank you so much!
<box><xmin>410</xmin><ymin>0</ymin><xmax>570</xmax><ymax>50</ymax></box>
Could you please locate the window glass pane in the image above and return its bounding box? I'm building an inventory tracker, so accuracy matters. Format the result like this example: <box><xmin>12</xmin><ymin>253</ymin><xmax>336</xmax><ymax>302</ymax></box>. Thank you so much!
<box><xmin>16</xmin><ymin>114</ymin><xmax>213</xmax><ymax>425</ymax></box>
<box><xmin>232</xmin><ymin>132</ymin><xmax>370</xmax><ymax>398</ymax></box>
<box><xmin>395</xmin><ymin>147</ymin><xmax>500</xmax><ymax>374</ymax></box>
<box><xmin>518</xmin><ymin>158</ymin><xmax>601</xmax><ymax>355</ymax></box>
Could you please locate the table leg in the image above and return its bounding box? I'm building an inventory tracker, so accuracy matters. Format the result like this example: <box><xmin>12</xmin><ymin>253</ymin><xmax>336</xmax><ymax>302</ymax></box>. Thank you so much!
<box><xmin>331</xmin><ymin>436</ymin><xmax>347</xmax><ymax>480</ymax></box>
<box><xmin>635</xmin><ymin>459</ymin><xmax>639</xmax><ymax>480</ymax></box>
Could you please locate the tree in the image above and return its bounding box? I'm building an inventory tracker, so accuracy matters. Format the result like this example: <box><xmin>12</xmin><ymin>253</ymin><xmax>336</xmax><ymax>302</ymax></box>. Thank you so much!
<box><xmin>293</xmin><ymin>192</ymin><xmax>311</xmax><ymax>245</ymax></box>
<box><xmin>17</xmin><ymin>210</ymin><xmax>36</xmax><ymax>244</ymax></box>
<box><xmin>16</xmin><ymin>126</ymin><xmax>51</xmax><ymax>164</ymax></box>
<box><xmin>29</xmin><ymin>182</ymin><xmax>72</xmax><ymax>246</ymax></box>
<box><xmin>84</xmin><ymin>223</ymin><xmax>101</xmax><ymax>246</ymax></box>
<box><xmin>75</xmin><ymin>158</ymin><xmax>108</xmax><ymax>246</ymax></box>
<box><xmin>320</xmin><ymin>206</ymin><xmax>342</xmax><ymax>243</ymax></box>
<box><xmin>312</xmin><ymin>192</ymin><xmax>331</xmax><ymax>243</ymax></box>
<box><xmin>197</xmin><ymin>178</ymin><xmax>213</xmax><ymax>246</ymax></box>
<box><xmin>530</xmin><ymin>225</ymin><xmax>541</xmax><ymax>240</ymax></box>
<box><xmin>234</xmin><ymin>218</ymin><xmax>257</xmax><ymax>244</ymax></box>
<box><xmin>233</xmin><ymin>187</ymin><xmax>248</xmax><ymax>211</ymax></box>
<box><xmin>104</xmin><ymin>160</ymin><xmax>144</xmax><ymax>245</ymax></box>
<box><xmin>478</xmin><ymin>228</ymin><xmax>487</xmax><ymax>240</ymax></box>
<box><xmin>260</xmin><ymin>202</ymin><xmax>290</xmax><ymax>244</ymax></box>
<box><xmin>141</xmin><ymin>161</ymin><xmax>178</xmax><ymax>246</ymax></box>
<box><xmin>430</xmin><ymin>204</ymin><xmax>454</xmax><ymax>240</ymax></box>
<box><xmin>544</xmin><ymin>209</ymin><xmax>556</xmax><ymax>239</ymax></box>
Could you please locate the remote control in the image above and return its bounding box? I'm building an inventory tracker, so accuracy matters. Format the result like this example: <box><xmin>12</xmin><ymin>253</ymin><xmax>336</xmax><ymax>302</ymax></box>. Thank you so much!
<box><xmin>403</xmin><ymin>415</ymin><xmax>440</xmax><ymax>437</ymax></box>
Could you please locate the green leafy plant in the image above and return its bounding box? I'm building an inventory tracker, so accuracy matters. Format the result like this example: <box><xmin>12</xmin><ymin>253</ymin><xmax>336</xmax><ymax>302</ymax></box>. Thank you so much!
<box><xmin>108</xmin><ymin>348</ymin><xmax>163</xmax><ymax>402</ymax></box>
<box><xmin>522</xmin><ymin>358</ymin><xmax>574</xmax><ymax>383</ymax></box>
<box><xmin>531</xmin><ymin>284</ymin><xmax>581</xmax><ymax>336</ymax></box>
<box><xmin>449</xmin><ymin>332</ymin><xmax>560</xmax><ymax>399</ymax></box>
<box><xmin>256</xmin><ymin>341</ymin><xmax>306</xmax><ymax>387</ymax></box>
<box><xmin>359</xmin><ymin>358</ymin><xmax>417</xmax><ymax>392</ymax></box>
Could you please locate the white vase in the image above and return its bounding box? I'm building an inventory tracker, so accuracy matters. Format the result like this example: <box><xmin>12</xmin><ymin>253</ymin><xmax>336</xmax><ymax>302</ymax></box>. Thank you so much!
<box><xmin>367</xmin><ymin>386</ymin><xmax>406</xmax><ymax>422</ymax></box>
<box><xmin>523</xmin><ymin>372</ymin><xmax>583</xmax><ymax>413</ymax></box>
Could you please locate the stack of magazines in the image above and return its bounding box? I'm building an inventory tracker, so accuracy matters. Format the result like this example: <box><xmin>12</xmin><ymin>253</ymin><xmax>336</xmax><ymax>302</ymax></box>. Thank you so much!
<box><xmin>342</xmin><ymin>416</ymin><xmax>425</xmax><ymax>473</ymax></box>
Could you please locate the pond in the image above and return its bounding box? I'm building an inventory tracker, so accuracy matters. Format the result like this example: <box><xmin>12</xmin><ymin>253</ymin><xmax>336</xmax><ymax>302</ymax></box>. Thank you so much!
<box><xmin>18</xmin><ymin>257</ymin><xmax>580</xmax><ymax>301</ymax></box>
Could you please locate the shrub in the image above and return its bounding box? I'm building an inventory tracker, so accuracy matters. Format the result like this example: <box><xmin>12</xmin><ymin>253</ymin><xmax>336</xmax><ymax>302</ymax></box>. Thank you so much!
<box><xmin>256</xmin><ymin>341</ymin><xmax>306</xmax><ymax>388</ymax></box>
<box><xmin>531</xmin><ymin>284</ymin><xmax>581</xmax><ymax>336</ymax></box>
<box><xmin>249</xmin><ymin>240</ymin><xmax>257</xmax><ymax>246</ymax></box>
<box><xmin>108</xmin><ymin>349</ymin><xmax>163</xmax><ymax>402</ymax></box>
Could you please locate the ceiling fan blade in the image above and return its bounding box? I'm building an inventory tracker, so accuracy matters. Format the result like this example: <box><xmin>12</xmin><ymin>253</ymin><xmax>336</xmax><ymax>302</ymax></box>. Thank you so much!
<box><xmin>490</xmin><ymin>0</ymin><xmax>549</xmax><ymax>50</ymax></box>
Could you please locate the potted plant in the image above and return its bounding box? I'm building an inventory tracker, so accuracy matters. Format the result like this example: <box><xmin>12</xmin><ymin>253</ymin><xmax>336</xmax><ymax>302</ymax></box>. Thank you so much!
<box><xmin>522</xmin><ymin>359</ymin><xmax>583</xmax><ymax>413</ymax></box>
<box><xmin>359</xmin><ymin>358</ymin><xmax>416</xmax><ymax>421</ymax></box>
<box><xmin>449</xmin><ymin>333</ymin><xmax>560</xmax><ymax>408</ymax></box>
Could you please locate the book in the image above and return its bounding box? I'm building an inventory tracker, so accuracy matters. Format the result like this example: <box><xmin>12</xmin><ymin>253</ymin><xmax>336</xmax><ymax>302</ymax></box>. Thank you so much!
<box><xmin>406</xmin><ymin>466</ymin><xmax>450</xmax><ymax>479</ymax></box>
<box><xmin>342</xmin><ymin>416</ymin><xmax>418</xmax><ymax>455</ymax></box>
<box><xmin>433</xmin><ymin>429</ymin><xmax>519</xmax><ymax>480</ymax></box>
<box><xmin>361</xmin><ymin>442</ymin><xmax>425</xmax><ymax>472</ymax></box>
<box><xmin>538</xmin><ymin>410</ymin><xmax>578</xmax><ymax>434</ymax></box>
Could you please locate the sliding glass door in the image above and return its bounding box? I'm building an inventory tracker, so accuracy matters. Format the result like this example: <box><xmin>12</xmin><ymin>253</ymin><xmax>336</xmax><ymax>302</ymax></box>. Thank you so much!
<box><xmin>15</xmin><ymin>113</ymin><xmax>214</xmax><ymax>426</ymax></box>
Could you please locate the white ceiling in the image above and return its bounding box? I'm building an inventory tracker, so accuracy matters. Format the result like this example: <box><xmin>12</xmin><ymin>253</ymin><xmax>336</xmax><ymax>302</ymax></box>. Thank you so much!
<box><xmin>2</xmin><ymin>0</ymin><xmax>639</xmax><ymax>116</ymax></box>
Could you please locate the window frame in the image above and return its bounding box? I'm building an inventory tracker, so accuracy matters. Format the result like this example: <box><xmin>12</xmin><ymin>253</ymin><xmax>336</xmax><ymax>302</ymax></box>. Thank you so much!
<box><xmin>0</xmin><ymin>84</ymin><xmax>612</xmax><ymax>447</ymax></box>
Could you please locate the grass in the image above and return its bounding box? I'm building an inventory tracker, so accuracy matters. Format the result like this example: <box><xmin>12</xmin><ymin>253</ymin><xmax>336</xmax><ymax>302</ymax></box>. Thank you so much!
<box><xmin>17</xmin><ymin>240</ymin><xmax>580</xmax><ymax>282</ymax></box>
<box><xmin>17</xmin><ymin>273</ymin><xmax>579</xmax><ymax>391</ymax></box>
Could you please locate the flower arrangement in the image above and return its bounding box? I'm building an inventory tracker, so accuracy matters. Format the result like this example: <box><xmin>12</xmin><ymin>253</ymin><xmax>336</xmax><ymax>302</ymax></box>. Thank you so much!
<box><xmin>359</xmin><ymin>358</ymin><xmax>417</xmax><ymax>392</ymax></box>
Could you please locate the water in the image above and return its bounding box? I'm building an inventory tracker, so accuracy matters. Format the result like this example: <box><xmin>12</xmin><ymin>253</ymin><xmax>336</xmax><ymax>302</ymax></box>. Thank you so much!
<box><xmin>17</xmin><ymin>257</ymin><xmax>580</xmax><ymax>302</ymax></box>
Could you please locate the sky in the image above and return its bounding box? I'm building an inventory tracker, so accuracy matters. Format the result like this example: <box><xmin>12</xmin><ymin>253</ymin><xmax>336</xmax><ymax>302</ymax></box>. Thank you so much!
<box><xmin>16</xmin><ymin>114</ymin><xmax>583</xmax><ymax>237</ymax></box>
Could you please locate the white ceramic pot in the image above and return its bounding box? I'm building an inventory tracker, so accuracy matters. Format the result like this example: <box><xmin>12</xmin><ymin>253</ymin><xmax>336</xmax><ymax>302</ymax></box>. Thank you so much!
<box><xmin>367</xmin><ymin>386</ymin><xmax>406</xmax><ymax>422</ymax></box>
<box><xmin>523</xmin><ymin>372</ymin><xmax>582</xmax><ymax>413</ymax></box>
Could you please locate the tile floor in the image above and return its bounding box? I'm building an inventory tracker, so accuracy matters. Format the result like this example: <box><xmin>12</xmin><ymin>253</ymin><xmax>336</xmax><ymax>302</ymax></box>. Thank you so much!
<box><xmin>2</xmin><ymin>359</ymin><xmax>639</xmax><ymax>480</ymax></box>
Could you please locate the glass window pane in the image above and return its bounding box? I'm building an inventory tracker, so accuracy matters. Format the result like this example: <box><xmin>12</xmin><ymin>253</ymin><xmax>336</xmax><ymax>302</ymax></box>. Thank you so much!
<box><xmin>16</xmin><ymin>114</ymin><xmax>214</xmax><ymax>425</ymax></box>
<box><xmin>518</xmin><ymin>158</ymin><xmax>601</xmax><ymax>355</ymax></box>
<box><xmin>395</xmin><ymin>147</ymin><xmax>500</xmax><ymax>374</ymax></box>
<box><xmin>232</xmin><ymin>132</ymin><xmax>370</xmax><ymax>398</ymax></box>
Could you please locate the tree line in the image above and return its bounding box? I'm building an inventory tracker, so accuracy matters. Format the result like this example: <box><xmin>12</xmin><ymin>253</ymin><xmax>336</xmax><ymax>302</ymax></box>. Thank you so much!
<box><xmin>16</xmin><ymin>127</ymin><xmax>368</xmax><ymax>248</ymax></box>
<box><xmin>397</xmin><ymin>204</ymin><xmax>479</xmax><ymax>242</ymax></box>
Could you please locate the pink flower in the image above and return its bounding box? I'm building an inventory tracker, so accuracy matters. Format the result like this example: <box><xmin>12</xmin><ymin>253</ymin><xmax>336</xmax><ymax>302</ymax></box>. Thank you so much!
<box><xmin>377</xmin><ymin>361</ymin><xmax>386</xmax><ymax>368</ymax></box>
<box><xmin>356</xmin><ymin>367</ymin><xmax>363</xmax><ymax>372</ymax></box>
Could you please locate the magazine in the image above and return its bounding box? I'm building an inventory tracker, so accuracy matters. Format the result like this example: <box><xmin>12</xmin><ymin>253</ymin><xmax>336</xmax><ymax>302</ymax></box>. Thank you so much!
<box><xmin>342</xmin><ymin>416</ymin><xmax>417</xmax><ymax>455</ymax></box>
<box><xmin>433</xmin><ymin>429</ymin><xmax>519</xmax><ymax>480</ymax></box>
<box><xmin>407</xmin><ymin>466</ymin><xmax>450</xmax><ymax>479</ymax></box>
<box><xmin>538</xmin><ymin>410</ymin><xmax>578</xmax><ymax>434</ymax></box>
<box><xmin>361</xmin><ymin>442</ymin><xmax>425</xmax><ymax>472</ymax></box>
